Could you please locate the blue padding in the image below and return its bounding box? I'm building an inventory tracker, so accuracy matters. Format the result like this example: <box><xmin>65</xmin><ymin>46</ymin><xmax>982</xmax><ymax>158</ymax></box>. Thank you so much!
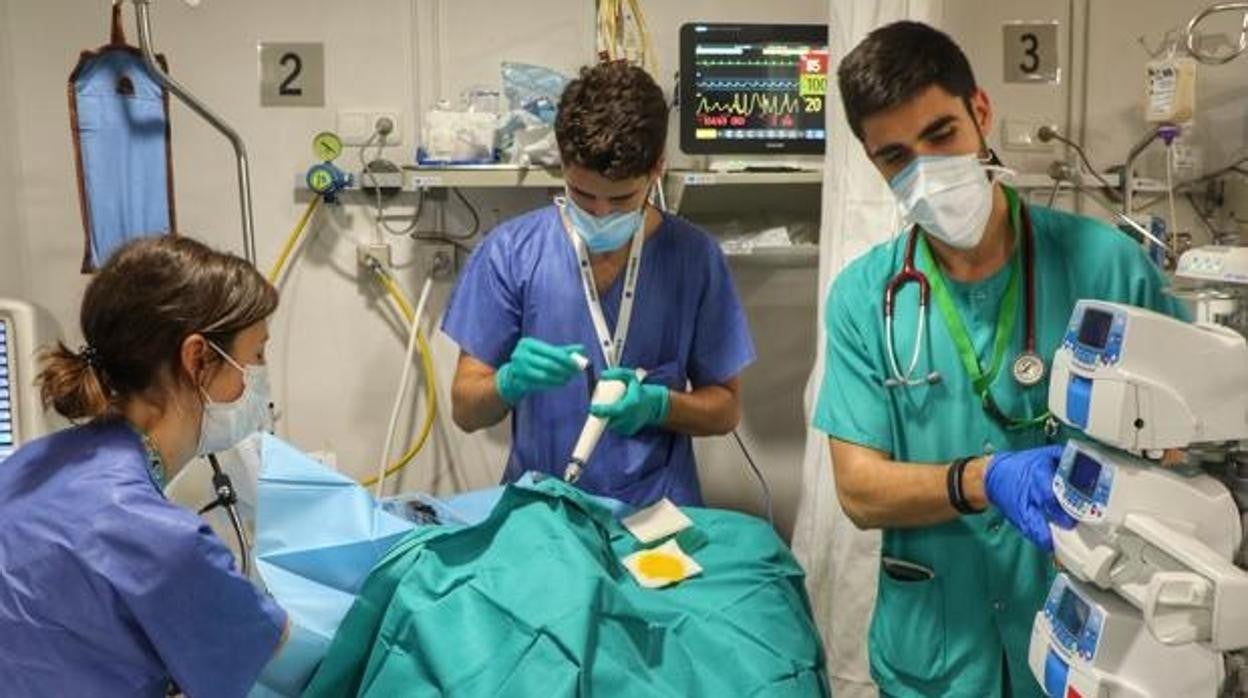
<box><xmin>1044</xmin><ymin>648</ymin><xmax>1069</xmax><ymax>698</ymax></box>
<box><xmin>1066</xmin><ymin>376</ymin><xmax>1092</xmax><ymax>430</ymax></box>
<box><xmin>73</xmin><ymin>50</ymin><xmax>172</xmax><ymax>268</ymax></box>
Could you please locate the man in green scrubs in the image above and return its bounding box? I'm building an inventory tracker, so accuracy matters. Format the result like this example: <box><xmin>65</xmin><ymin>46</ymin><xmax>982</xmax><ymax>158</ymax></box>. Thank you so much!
<box><xmin>813</xmin><ymin>21</ymin><xmax>1187</xmax><ymax>697</ymax></box>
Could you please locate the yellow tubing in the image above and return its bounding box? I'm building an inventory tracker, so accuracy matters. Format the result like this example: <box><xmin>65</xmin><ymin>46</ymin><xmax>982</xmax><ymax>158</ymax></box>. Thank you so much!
<box><xmin>358</xmin><ymin>267</ymin><xmax>439</xmax><ymax>488</ymax></box>
<box><xmin>268</xmin><ymin>196</ymin><xmax>322</xmax><ymax>285</ymax></box>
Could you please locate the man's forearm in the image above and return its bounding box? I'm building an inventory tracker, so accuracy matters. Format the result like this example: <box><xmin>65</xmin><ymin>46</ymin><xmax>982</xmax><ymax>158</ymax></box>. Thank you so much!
<box><xmin>451</xmin><ymin>373</ymin><xmax>511</xmax><ymax>432</ymax></box>
<box><xmin>663</xmin><ymin>384</ymin><xmax>741</xmax><ymax>436</ymax></box>
<box><xmin>835</xmin><ymin>445</ymin><xmax>991</xmax><ymax>529</ymax></box>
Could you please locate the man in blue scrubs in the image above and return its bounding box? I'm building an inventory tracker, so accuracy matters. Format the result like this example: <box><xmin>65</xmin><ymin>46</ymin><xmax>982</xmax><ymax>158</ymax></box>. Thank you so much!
<box><xmin>442</xmin><ymin>61</ymin><xmax>755</xmax><ymax>507</ymax></box>
<box><xmin>813</xmin><ymin>22</ymin><xmax>1187</xmax><ymax>697</ymax></box>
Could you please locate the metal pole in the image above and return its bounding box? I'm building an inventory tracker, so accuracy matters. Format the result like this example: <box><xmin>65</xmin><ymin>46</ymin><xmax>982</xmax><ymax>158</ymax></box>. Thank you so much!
<box><xmin>133</xmin><ymin>0</ymin><xmax>257</xmax><ymax>264</ymax></box>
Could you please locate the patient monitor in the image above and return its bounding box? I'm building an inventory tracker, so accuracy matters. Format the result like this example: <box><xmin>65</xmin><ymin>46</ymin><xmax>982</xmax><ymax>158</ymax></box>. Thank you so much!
<box><xmin>0</xmin><ymin>300</ymin><xmax>60</xmax><ymax>465</ymax></box>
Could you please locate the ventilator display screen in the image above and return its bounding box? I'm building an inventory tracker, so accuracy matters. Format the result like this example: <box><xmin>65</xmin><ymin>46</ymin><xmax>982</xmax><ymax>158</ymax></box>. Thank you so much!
<box><xmin>680</xmin><ymin>23</ymin><xmax>828</xmax><ymax>154</ymax></box>
<box><xmin>0</xmin><ymin>318</ymin><xmax>14</xmax><ymax>465</ymax></box>
<box><xmin>1077</xmin><ymin>308</ymin><xmax>1114</xmax><ymax>349</ymax></box>
<box><xmin>1056</xmin><ymin>588</ymin><xmax>1091</xmax><ymax>637</ymax></box>
<box><xmin>1069</xmin><ymin>452</ymin><xmax>1101</xmax><ymax>497</ymax></box>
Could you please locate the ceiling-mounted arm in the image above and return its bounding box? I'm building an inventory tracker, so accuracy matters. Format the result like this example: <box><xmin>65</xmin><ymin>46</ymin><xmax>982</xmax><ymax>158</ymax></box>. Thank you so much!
<box><xmin>132</xmin><ymin>0</ymin><xmax>257</xmax><ymax>265</ymax></box>
<box><xmin>1184</xmin><ymin>2</ymin><xmax>1248</xmax><ymax>65</ymax></box>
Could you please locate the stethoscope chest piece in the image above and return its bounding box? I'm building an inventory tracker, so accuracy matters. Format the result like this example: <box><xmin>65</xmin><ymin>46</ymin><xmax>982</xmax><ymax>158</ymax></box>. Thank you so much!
<box><xmin>1011</xmin><ymin>351</ymin><xmax>1046</xmax><ymax>387</ymax></box>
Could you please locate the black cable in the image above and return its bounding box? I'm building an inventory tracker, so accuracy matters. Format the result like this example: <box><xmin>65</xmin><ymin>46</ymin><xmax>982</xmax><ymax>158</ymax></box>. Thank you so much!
<box><xmin>200</xmin><ymin>453</ymin><xmax>251</xmax><ymax>577</ymax></box>
<box><xmin>448</xmin><ymin>187</ymin><xmax>481</xmax><ymax>240</ymax></box>
<box><xmin>1039</xmin><ymin>128</ymin><xmax>1121</xmax><ymax>200</ymax></box>
<box><xmin>732</xmin><ymin>429</ymin><xmax>774</xmax><ymax>527</ymax></box>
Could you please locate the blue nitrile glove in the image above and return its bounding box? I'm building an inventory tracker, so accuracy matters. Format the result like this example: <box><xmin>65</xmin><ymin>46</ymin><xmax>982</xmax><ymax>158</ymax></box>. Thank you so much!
<box><xmin>984</xmin><ymin>445</ymin><xmax>1079</xmax><ymax>552</ymax></box>
<box><xmin>494</xmin><ymin>337</ymin><xmax>586</xmax><ymax>405</ymax></box>
<box><xmin>589</xmin><ymin>367</ymin><xmax>671</xmax><ymax>437</ymax></box>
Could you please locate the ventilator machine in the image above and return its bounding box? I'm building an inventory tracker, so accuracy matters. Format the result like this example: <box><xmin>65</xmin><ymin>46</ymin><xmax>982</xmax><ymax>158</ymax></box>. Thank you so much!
<box><xmin>1030</xmin><ymin>246</ymin><xmax>1248</xmax><ymax>697</ymax></box>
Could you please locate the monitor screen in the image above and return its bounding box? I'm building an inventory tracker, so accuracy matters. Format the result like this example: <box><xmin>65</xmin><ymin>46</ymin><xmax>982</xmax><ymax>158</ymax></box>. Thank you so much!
<box><xmin>0</xmin><ymin>318</ymin><xmax>13</xmax><ymax>465</ymax></box>
<box><xmin>680</xmin><ymin>23</ymin><xmax>828</xmax><ymax>155</ymax></box>
<box><xmin>1056</xmin><ymin>588</ymin><xmax>1091</xmax><ymax>638</ymax></box>
<box><xmin>1077</xmin><ymin>308</ymin><xmax>1114</xmax><ymax>350</ymax></box>
<box><xmin>1068</xmin><ymin>451</ymin><xmax>1101</xmax><ymax>498</ymax></box>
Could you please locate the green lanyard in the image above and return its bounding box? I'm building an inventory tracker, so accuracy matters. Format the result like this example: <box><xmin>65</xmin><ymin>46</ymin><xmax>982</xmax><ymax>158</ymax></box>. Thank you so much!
<box><xmin>918</xmin><ymin>186</ymin><xmax>1049</xmax><ymax>431</ymax></box>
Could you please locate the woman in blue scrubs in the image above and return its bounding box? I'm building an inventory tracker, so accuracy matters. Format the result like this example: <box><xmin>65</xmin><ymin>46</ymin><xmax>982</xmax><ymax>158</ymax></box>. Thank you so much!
<box><xmin>0</xmin><ymin>237</ymin><xmax>287</xmax><ymax>697</ymax></box>
<box><xmin>442</xmin><ymin>61</ymin><xmax>756</xmax><ymax>507</ymax></box>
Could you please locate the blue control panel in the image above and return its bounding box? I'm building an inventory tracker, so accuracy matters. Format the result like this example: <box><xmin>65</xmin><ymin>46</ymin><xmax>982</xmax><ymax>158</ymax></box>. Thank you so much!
<box><xmin>1054</xmin><ymin>444</ymin><xmax>1114</xmax><ymax>522</ymax></box>
<box><xmin>1043</xmin><ymin>575</ymin><xmax>1104</xmax><ymax>664</ymax></box>
<box><xmin>1062</xmin><ymin>303</ymin><xmax>1127</xmax><ymax>368</ymax></box>
<box><xmin>0</xmin><ymin>318</ymin><xmax>13</xmax><ymax>464</ymax></box>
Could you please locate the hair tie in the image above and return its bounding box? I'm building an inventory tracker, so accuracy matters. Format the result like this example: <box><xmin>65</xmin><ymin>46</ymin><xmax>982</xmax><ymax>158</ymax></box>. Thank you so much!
<box><xmin>79</xmin><ymin>344</ymin><xmax>100</xmax><ymax>369</ymax></box>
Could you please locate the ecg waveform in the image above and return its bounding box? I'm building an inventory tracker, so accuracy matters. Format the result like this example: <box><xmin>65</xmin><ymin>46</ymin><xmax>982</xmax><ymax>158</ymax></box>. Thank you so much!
<box><xmin>695</xmin><ymin>92</ymin><xmax>804</xmax><ymax>118</ymax></box>
<box><xmin>696</xmin><ymin>78</ymin><xmax>799</xmax><ymax>92</ymax></box>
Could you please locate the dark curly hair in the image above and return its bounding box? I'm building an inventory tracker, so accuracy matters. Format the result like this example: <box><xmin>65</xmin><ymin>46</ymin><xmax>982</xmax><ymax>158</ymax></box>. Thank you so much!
<box><xmin>555</xmin><ymin>60</ymin><xmax>668</xmax><ymax>180</ymax></box>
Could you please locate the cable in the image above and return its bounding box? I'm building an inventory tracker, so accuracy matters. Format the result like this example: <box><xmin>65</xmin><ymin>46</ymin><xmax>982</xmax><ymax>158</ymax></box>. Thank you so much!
<box><xmin>1036</xmin><ymin>126</ymin><xmax>1121</xmax><ymax>199</ymax></box>
<box><xmin>731</xmin><ymin>429</ymin><xmax>773</xmax><ymax>527</ymax></box>
<box><xmin>448</xmin><ymin>187</ymin><xmax>481</xmax><ymax>240</ymax></box>
<box><xmin>375</xmin><ymin>275</ymin><xmax>435</xmax><ymax>498</ymax></box>
<box><xmin>1165</xmin><ymin>143</ymin><xmax>1179</xmax><ymax>260</ymax></box>
<box><xmin>358</xmin><ymin>264</ymin><xmax>439</xmax><ymax>489</ymax></box>
<box><xmin>267</xmin><ymin>195</ymin><xmax>322</xmax><ymax>285</ymax></box>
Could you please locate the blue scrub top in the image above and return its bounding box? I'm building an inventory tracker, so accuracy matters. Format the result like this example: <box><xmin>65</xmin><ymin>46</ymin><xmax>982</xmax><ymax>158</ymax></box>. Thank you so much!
<box><xmin>442</xmin><ymin>205</ymin><xmax>756</xmax><ymax>507</ymax></box>
<box><xmin>813</xmin><ymin>203</ymin><xmax>1187</xmax><ymax>698</ymax></box>
<box><xmin>0</xmin><ymin>420</ymin><xmax>286</xmax><ymax>697</ymax></box>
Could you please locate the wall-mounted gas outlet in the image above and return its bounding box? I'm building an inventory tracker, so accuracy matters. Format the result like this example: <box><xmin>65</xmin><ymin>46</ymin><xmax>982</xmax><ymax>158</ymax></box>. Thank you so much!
<box><xmin>338</xmin><ymin>109</ymin><xmax>403</xmax><ymax>146</ymax></box>
<box><xmin>416</xmin><ymin>241</ymin><xmax>456</xmax><ymax>280</ymax></box>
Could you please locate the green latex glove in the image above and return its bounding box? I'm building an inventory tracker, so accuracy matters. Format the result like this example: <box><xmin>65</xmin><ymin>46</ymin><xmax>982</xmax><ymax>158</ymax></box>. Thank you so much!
<box><xmin>495</xmin><ymin>338</ymin><xmax>586</xmax><ymax>405</ymax></box>
<box><xmin>589</xmin><ymin>367</ymin><xmax>670</xmax><ymax>436</ymax></box>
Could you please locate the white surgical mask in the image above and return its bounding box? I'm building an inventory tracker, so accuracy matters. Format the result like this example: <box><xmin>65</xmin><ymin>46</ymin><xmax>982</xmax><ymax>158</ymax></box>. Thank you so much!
<box><xmin>196</xmin><ymin>341</ymin><xmax>271</xmax><ymax>456</ymax></box>
<box><xmin>889</xmin><ymin>153</ymin><xmax>1011</xmax><ymax>250</ymax></box>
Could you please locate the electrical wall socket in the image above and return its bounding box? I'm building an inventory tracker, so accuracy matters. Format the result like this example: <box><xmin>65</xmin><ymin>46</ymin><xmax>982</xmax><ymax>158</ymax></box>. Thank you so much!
<box><xmin>416</xmin><ymin>241</ymin><xmax>456</xmax><ymax>280</ymax></box>
<box><xmin>357</xmin><ymin>242</ymin><xmax>392</xmax><ymax>268</ymax></box>
<box><xmin>338</xmin><ymin>109</ymin><xmax>403</xmax><ymax>146</ymax></box>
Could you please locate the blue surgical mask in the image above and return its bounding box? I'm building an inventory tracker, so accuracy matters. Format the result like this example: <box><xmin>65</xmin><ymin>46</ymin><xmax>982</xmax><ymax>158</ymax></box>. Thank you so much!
<box><xmin>556</xmin><ymin>189</ymin><xmax>646</xmax><ymax>253</ymax></box>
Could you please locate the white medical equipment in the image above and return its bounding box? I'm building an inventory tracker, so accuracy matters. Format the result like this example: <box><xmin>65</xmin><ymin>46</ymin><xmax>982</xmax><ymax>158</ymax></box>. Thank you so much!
<box><xmin>1172</xmin><ymin>245</ymin><xmax>1248</xmax><ymax>335</ymax></box>
<box><xmin>1029</xmin><ymin>573</ymin><xmax>1225</xmax><ymax>698</ymax></box>
<box><xmin>563</xmin><ymin>360</ymin><xmax>637</xmax><ymax>485</ymax></box>
<box><xmin>1046</xmin><ymin>301</ymin><xmax>1248</xmax><ymax>451</ymax></box>
<box><xmin>0</xmin><ymin>300</ymin><xmax>60</xmax><ymax>466</ymax></box>
<box><xmin>1050</xmin><ymin>441</ymin><xmax>1248</xmax><ymax>649</ymax></box>
<box><xmin>1033</xmin><ymin>297</ymin><xmax>1248</xmax><ymax>697</ymax></box>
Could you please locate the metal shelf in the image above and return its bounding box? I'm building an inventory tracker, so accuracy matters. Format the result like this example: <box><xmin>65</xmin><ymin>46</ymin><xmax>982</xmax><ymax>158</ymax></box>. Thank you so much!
<box><xmin>721</xmin><ymin>244</ymin><xmax>819</xmax><ymax>267</ymax></box>
<box><xmin>402</xmin><ymin>165</ymin><xmax>564</xmax><ymax>189</ymax></box>
<box><xmin>664</xmin><ymin>169</ymin><xmax>822</xmax><ymax>211</ymax></box>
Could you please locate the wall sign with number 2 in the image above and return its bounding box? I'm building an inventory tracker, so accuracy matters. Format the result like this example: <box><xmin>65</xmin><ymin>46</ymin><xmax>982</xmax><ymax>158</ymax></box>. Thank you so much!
<box><xmin>259</xmin><ymin>42</ymin><xmax>325</xmax><ymax>107</ymax></box>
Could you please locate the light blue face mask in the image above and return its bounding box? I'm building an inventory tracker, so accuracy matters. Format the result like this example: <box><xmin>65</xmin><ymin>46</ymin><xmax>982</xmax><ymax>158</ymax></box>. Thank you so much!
<box><xmin>558</xmin><ymin>189</ymin><xmax>646</xmax><ymax>254</ymax></box>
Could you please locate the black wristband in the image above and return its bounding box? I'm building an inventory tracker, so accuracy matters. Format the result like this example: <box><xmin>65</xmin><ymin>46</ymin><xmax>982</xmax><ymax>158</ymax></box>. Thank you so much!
<box><xmin>947</xmin><ymin>457</ymin><xmax>984</xmax><ymax>515</ymax></box>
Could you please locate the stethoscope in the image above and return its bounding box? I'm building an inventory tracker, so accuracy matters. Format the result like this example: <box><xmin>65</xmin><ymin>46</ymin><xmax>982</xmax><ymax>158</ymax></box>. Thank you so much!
<box><xmin>883</xmin><ymin>199</ymin><xmax>1045</xmax><ymax>391</ymax></box>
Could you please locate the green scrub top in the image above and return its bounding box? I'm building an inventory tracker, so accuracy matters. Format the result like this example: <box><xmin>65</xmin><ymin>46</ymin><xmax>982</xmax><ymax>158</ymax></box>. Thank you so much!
<box><xmin>813</xmin><ymin>192</ymin><xmax>1187</xmax><ymax>698</ymax></box>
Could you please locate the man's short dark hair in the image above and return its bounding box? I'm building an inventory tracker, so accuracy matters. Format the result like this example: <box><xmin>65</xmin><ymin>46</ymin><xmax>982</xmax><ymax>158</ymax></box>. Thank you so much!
<box><xmin>837</xmin><ymin>21</ymin><xmax>977</xmax><ymax>141</ymax></box>
<box><xmin>555</xmin><ymin>60</ymin><xmax>667</xmax><ymax>180</ymax></box>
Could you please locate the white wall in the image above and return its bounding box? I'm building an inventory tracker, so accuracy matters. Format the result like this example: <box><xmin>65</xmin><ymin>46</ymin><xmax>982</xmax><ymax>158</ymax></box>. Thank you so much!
<box><xmin>0</xmin><ymin>0</ymin><xmax>25</xmax><ymax>298</ymax></box>
<box><xmin>943</xmin><ymin>0</ymin><xmax>1246</xmax><ymax>242</ymax></box>
<box><xmin>2</xmin><ymin>0</ymin><xmax>826</xmax><ymax>537</ymax></box>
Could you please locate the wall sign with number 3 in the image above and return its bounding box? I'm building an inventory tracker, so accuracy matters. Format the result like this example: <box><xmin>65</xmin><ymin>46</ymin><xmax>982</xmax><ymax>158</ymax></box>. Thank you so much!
<box><xmin>1002</xmin><ymin>22</ymin><xmax>1060</xmax><ymax>84</ymax></box>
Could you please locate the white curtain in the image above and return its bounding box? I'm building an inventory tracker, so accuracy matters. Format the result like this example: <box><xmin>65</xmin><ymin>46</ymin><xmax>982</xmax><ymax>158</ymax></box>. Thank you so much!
<box><xmin>791</xmin><ymin>2</ymin><xmax>944</xmax><ymax>697</ymax></box>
